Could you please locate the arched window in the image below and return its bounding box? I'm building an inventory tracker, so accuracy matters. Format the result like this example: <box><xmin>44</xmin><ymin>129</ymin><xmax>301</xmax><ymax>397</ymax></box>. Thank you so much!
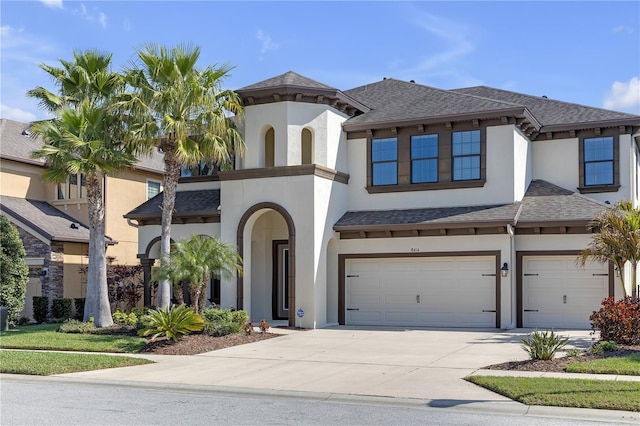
<box><xmin>265</xmin><ymin>127</ymin><xmax>275</xmax><ymax>168</ymax></box>
<box><xmin>301</xmin><ymin>128</ymin><xmax>313</xmax><ymax>165</ymax></box>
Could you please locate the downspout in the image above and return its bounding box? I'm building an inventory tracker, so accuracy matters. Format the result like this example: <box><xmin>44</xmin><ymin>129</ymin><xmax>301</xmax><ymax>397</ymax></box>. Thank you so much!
<box><xmin>503</xmin><ymin>223</ymin><xmax>516</xmax><ymax>329</ymax></box>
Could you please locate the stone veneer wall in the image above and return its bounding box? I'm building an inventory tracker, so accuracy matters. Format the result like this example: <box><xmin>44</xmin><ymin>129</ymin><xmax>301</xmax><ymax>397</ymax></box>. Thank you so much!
<box><xmin>43</xmin><ymin>242</ymin><xmax>64</xmax><ymax>300</ymax></box>
<box><xmin>17</xmin><ymin>227</ymin><xmax>49</xmax><ymax>258</ymax></box>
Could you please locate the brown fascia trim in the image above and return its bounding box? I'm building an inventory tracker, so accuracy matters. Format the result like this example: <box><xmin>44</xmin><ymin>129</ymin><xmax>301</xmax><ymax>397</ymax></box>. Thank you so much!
<box><xmin>540</xmin><ymin>118</ymin><xmax>640</xmax><ymax>134</ymax></box>
<box><xmin>52</xmin><ymin>236</ymin><xmax>116</xmax><ymax>245</ymax></box>
<box><xmin>334</xmin><ymin>220</ymin><xmax>514</xmax><ymax>234</ymax></box>
<box><xmin>577</xmin><ymin>184</ymin><xmax>621</xmax><ymax>194</ymax></box>
<box><xmin>514</xmin><ymin>220</ymin><xmax>594</xmax><ymax>234</ymax></box>
<box><xmin>133</xmin><ymin>165</ymin><xmax>164</xmax><ymax>175</ymax></box>
<box><xmin>366</xmin><ymin>180</ymin><xmax>486</xmax><ymax>194</ymax></box>
<box><xmin>125</xmin><ymin>210</ymin><xmax>220</xmax><ymax>221</ymax></box>
<box><xmin>342</xmin><ymin>107</ymin><xmax>528</xmax><ymax>132</ymax></box>
<box><xmin>178</xmin><ymin>174</ymin><xmax>221</xmax><ymax>183</ymax></box>
<box><xmin>0</xmin><ymin>154</ymin><xmax>46</xmax><ymax>167</ymax></box>
<box><xmin>218</xmin><ymin>164</ymin><xmax>349</xmax><ymax>184</ymax></box>
<box><xmin>237</xmin><ymin>86</ymin><xmax>370</xmax><ymax>113</ymax></box>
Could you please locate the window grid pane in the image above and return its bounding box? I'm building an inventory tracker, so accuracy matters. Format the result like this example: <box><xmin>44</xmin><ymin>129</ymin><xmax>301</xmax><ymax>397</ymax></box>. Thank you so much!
<box><xmin>453</xmin><ymin>156</ymin><xmax>480</xmax><ymax>181</ymax></box>
<box><xmin>147</xmin><ymin>181</ymin><xmax>161</xmax><ymax>199</ymax></box>
<box><xmin>411</xmin><ymin>134</ymin><xmax>438</xmax><ymax>183</ymax></box>
<box><xmin>452</xmin><ymin>131</ymin><xmax>481</xmax><ymax>181</ymax></box>
<box><xmin>412</xmin><ymin>159</ymin><xmax>438</xmax><ymax>183</ymax></box>
<box><xmin>584</xmin><ymin>137</ymin><xmax>614</xmax><ymax>186</ymax></box>
<box><xmin>372</xmin><ymin>138</ymin><xmax>397</xmax><ymax>185</ymax></box>
<box><xmin>452</xmin><ymin>130</ymin><xmax>480</xmax><ymax>156</ymax></box>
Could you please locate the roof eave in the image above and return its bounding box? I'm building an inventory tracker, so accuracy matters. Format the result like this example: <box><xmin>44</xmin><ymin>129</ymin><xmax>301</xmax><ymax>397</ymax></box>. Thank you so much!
<box><xmin>334</xmin><ymin>219</ymin><xmax>515</xmax><ymax>233</ymax></box>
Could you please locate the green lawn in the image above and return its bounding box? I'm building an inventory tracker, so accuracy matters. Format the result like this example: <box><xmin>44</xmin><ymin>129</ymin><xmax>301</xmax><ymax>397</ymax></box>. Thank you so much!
<box><xmin>0</xmin><ymin>350</ymin><xmax>153</xmax><ymax>375</ymax></box>
<box><xmin>566</xmin><ymin>353</ymin><xmax>640</xmax><ymax>375</ymax></box>
<box><xmin>0</xmin><ymin>323</ymin><xmax>146</xmax><ymax>353</ymax></box>
<box><xmin>466</xmin><ymin>376</ymin><xmax>640</xmax><ymax>412</ymax></box>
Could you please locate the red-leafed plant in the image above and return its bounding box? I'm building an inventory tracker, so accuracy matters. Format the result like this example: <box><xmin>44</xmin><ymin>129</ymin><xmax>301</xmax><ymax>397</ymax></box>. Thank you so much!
<box><xmin>590</xmin><ymin>296</ymin><xmax>640</xmax><ymax>345</ymax></box>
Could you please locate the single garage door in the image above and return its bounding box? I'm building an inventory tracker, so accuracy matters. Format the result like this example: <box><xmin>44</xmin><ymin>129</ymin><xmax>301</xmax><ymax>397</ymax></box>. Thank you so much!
<box><xmin>522</xmin><ymin>256</ymin><xmax>609</xmax><ymax>329</ymax></box>
<box><xmin>346</xmin><ymin>256</ymin><xmax>497</xmax><ymax>327</ymax></box>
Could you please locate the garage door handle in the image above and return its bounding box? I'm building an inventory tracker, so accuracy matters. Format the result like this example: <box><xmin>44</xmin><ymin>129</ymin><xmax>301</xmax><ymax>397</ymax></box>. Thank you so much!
<box><xmin>482</xmin><ymin>310</ymin><xmax>496</xmax><ymax>312</ymax></box>
<box><xmin>347</xmin><ymin>275</ymin><xmax>360</xmax><ymax>278</ymax></box>
<box><xmin>524</xmin><ymin>274</ymin><xmax>539</xmax><ymax>276</ymax></box>
<box><xmin>524</xmin><ymin>309</ymin><xmax>539</xmax><ymax>312</ymax></box>
<box><xmin>347</xmin><ymin>308</ymin><xmax>360</xmax><ymax>311</ymax></box>
<box><xmin>592</xmin><ymin>273</ymin><xmax>608</xmax><ymax>276</ymax></box>
<box><xmin>482</xmin><ymin>273</ymin><xmax>496</xmax><ymax>276</ymax></box>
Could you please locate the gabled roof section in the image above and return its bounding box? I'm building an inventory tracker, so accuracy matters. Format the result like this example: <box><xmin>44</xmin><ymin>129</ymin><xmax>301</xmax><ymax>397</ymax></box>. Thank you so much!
<box><xmin>125</xmin><ymin>189</ymin><xmax>220</xmax><ymax>225</ymax></box>
<box><xmin>0</xmin><ymin>119</ymin><xmax>47</xmax><ymax>166</ymax></box>
<box><xmin>343</xmin><ymin>78</ymin><xmax>534</xmax><ymax>132</ymax></box>
<box><xmin>0</xmin><ymin>118</ymin><xmax>165</xmax><ymax>174</ymax></box>
<box><xmin>517</xmin><ymin>180</ymin><xmax>608</xmax><ymax>226</ymax></box>
<box><xmin>236</xmin><ymin>71</ymin><xmax>369</xmax><ymax>116</ymax></box>
<box><xmin>0</xmin><ymin>195</ymin><xmax>115</xmax><ymax>244</ymax></box>
<box><xmin>452</xmin><ymin>86</ymin><xmax>640</xmax><ymax>131</ymax></box>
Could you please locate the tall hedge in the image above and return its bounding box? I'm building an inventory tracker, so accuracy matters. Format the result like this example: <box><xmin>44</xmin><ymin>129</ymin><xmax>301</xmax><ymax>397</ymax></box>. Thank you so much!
<box><xmin>0</xmin><ymin>215</ymin><xmax>29</xmax><ymax>323</ymax></box>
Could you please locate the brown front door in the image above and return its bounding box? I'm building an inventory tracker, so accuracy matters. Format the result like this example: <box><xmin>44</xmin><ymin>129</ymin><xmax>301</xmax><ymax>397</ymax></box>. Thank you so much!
<box><xmin>273</xmin><ymin>240</ymin><xmax>289</xmax><ymax>320</ymax></box>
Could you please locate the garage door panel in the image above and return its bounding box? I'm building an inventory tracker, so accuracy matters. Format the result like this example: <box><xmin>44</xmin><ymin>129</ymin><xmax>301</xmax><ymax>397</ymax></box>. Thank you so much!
<box><xmin>346</xmin><ymin>256</ymin><xmax>496</xmax><ymax>328</ymax></box>
<box><xmin>523</xmin><ymin>256</ymin><xmax>608</xmax><ymax>329</ymax></box>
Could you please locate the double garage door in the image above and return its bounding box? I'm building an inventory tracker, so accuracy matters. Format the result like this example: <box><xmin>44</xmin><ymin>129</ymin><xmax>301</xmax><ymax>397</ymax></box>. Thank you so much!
<box><xmin>346</xmin><ymin>256</ymin><xmax>497</xmax><ymax>328</ymax></box>
<box><xmin>522</xmin><ymin>256</ymin><xmax>609</xmax><ymax>329</ymax></box>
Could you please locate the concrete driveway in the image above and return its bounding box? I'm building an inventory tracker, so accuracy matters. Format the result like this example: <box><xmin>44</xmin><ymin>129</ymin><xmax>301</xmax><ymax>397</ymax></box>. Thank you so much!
<box><xmin>62</xmin><ymin>327</ymin><xmax>596</xmax><ymax>408</ymax></box>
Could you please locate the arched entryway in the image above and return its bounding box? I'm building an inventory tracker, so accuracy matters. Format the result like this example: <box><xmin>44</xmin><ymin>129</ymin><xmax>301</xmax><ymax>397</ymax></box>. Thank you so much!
<box><xmin>237</xmin><ymin>202</ymin><xmax>296</xmax><ymax>326</ymax></box>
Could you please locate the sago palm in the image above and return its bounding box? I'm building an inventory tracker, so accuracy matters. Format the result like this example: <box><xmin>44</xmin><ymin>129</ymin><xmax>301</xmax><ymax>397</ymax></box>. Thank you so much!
<box><xmin>124</xmin><ymin>44</ymin><xmax>244</xmax><ymax>308</ymax></box>
<box><xmin>28</xmin><ymin>50</ymin><xmax>137</xmax><ymax>327</ymax></box>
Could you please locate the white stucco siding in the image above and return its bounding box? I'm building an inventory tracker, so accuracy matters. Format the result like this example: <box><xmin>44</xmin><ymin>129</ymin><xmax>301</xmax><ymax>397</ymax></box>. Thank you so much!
<box><xmin>633</xmin><ymin>139</ymin><xmax>640</xmax><ymax>208</ymax></box>
<box><xmin>346</xmin><ymin>125</ymin><xmax>520</xmax><ymax>210</ymax></box>
<box><xmin>241</xmin><ymin>102</ymin><xmax>347</xmax><ymax>170</ymax></box>
<box><xmin>338</xmin><ymin>234</ymin><xmax>514</xmax><ymax>328</ymax></box>
<box><xmin>513</xmin><ymin>128</ymin><xmax>532</xmax><ymax>200</ymax></box>
<box><xmin>532</xmin><ymin>138</ymin><xmax>578</xmax><ymax>192</ymax></box>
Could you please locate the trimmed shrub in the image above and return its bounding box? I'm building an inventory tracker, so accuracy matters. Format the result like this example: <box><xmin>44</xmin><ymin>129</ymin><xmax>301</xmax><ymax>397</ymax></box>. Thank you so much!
<box><xmin>58</xmin><ymin>318</ymin><xmax>96</xmax><ymax>334</ymax></box>
<box><xmin>204</xmin><ymin>321</ymin><xmax>240</xmax><ymax>337</ymax></box>
<box><xmin>112</xmin><ymin>309</ymin><xmax>137</xmax><ymax>325</ymax></box>
<box><xmin>138</xmin><ymin>304</ymin><xmax>205</xmax><ymax>341</ymax></box>
<box><xmin>520</xmin><ymin>329</ymin><xmax>569</xmax><ymax>360</ymax></box>
<box><xmin>590</xmin><ymin>296</ymin><xmax>640</xmax><ymax>345</ymax></box>
<box><xmin>33</xmin><ymin>296</ymin><xmax>48</xmax><ymax>324</ymax></box>
<box><xmin>74</xmin><ymin>298</ymin><xmax>85</xmax><ymax>321</ymax></box>
<box><xmin>0</xmin><ymin>215</ymin><xmax>29</xmax><ymax>323</ymax></box>
<box><xmin>51</xmin><ymin>298</ymin><xmax>73</xmax><ymax>321</ymax></box>
<box><xmin>202</xmin><ymin>307</ymin><xmax>248</xmax><ymax>326</ymax></box>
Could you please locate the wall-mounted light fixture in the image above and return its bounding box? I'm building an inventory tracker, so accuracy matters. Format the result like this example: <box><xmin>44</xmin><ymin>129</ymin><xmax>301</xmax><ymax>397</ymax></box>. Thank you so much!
<box><xmin>70</xmin><ymin>223</ymin><xmax>79</xmax><ymax>229</ymax></box>
<box><xmin>500</xmin><ymin>262</ymin><xmax>509</xmax><ymax>277</ymax></box>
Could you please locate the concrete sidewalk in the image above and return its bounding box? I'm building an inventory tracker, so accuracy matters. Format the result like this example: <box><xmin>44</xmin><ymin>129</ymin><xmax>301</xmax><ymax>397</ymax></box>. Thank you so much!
<box><xmin>60</xmin><ymin>327</ymin><xmax>634</xmax><ymax>405</ymax></box>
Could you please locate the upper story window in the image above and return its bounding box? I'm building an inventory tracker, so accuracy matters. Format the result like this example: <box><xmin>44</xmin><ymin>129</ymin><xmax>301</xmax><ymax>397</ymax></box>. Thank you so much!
<box><xmin>57</xmin><ymin>173</ymin><xmax>85</xmax><ymax>200</ymax></box>
<box><xmin>371</xmin><ymin>137</ymin><xmax>397</xmax><ymax>185</ymax></box>
<box><xmin>583</xmin><ymin>136</ymin><xmax>614</xmax><ymax>186</ymax></box>
<box><xmin>265</xmin><ymin>127</ymin><xmax>275</xmax><ymax>168</ymax></box>
<box><xmin>411</xmin><ymin>134</ymin><xmax>438</xmax><ymax>183</ymax></box>
<box><xmin>301</xmin><ymin>128</ymin><xmax>313</xmax><ymax>165</ymax></box>
<box><xmin>147</xmin><ymin>180</ymin><xmax>161</xmax><ymax>200</ymax></box>
<box><xmin>452</xmin><ymin>130</ymin><xmax>481</xmax><ymax>181</ymax></box>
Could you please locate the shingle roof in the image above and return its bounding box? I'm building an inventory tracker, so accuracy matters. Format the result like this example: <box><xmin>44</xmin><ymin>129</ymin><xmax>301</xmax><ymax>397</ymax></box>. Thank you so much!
<box><xmin>518</xmin><ymin>180</ymin><xmax>608</xmax><ymax>224</ymax></box>
<box><xmin>451</xmin><ymin>86</ymin><xmax>639</xmax><ymax>128</ymax></box>
<box><xmin>343</xmin><ymin>79</ymin><xmax>525</xmax><ymax>129</ymax></box>
<box><xmin>0</xmin><ymin>118</ymin><xmax>165</xmax><ymax>173</ymax></box>
<box><xmin>334</xmin><ymin>203</ymin><xmax>521</xmax><ymax>230</ymax></box>
<box><xmin>125</xmin><ymin>189</ymin><xmax>220</xmax><ymax>220</ymax></box>
<box><xmin>0</xmin><ymin>195</ymin><xmax>114</xmax><ymax>244</ymax></box>
<box><xmin>237</xmin><ymin>71</ymin><xmax>336</xmax><ymax>92</ymax></box>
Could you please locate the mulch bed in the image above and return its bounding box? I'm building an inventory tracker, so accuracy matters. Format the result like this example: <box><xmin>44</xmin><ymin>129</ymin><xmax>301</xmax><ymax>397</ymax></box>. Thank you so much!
<box><xmin>140</xmin><ymin>332</ymin><xmax>281</xmax><ymax>355</ymax></box>
<box><xmin>485</xmin><ymin>345</ymin><xmax>640</xmax><ymax>373</ymax></box>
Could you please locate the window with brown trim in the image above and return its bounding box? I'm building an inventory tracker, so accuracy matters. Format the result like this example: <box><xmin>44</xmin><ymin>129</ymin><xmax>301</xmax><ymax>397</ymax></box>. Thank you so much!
<box><xmin>371</xmin><ymin>137</ymin><xmax>397</xmax><ymax>185</ymax></box>
<box><xmin>452</xmin><ymin>130</ymin><xmax>481</xmax><ymax>181</ymax></box>
<box><xmin>411</xmin><ymin>134</ymin><xmax>438</xmax><ymax>183</ymax></box>
<box><xmin>578</xmin><ymin>130</ymin><xmax>620</xmax><ymax>194</ymax></box>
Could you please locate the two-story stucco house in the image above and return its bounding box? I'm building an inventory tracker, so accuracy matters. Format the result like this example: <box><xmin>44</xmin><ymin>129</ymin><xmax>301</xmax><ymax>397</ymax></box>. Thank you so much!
<box><xmin>0</xmin><ymin>118</ymin><xmax>164</xmax><ymax>319</ymax></box>
<box><xmin>126</xmin><ymin>72</ymin><xmax>640</xmax><ymax>330</ymax></box>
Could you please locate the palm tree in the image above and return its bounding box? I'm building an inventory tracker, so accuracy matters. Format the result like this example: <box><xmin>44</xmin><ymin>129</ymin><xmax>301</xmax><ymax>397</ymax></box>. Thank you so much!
<box><xmin>580</xmin><ymin>201</ymin><xmax>640</xmax><ymax>297</ymax></box>
<box><xmin>124</xmin><ymin>43</ymin><xmax>244</xmax><ymax>309</ymax></box>
<box><xmin>155</xmin><ymin>235</ymin><xmax>242</xmax><ymax>314</ymax></box>
<box><xmin>28</xmin><ymin>50</ymin><xmax>137</xmax><ymax>327</ymax></box>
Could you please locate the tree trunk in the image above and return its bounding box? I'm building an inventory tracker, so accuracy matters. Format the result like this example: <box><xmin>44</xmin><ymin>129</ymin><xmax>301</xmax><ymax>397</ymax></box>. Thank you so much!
<box><xmin>157</xmin><ymin>145</ymin><xmax>181</xmax><ymax>309</ymax></box>
<box><xmin>83</xmin><ymin>173</ymin><xmax>113</xmax><ymax>327</ymax></box>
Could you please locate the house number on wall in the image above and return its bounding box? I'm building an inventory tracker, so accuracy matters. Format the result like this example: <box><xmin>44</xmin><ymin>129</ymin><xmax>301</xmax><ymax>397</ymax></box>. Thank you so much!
<box><xmin>411</xmin><ymin>248</ymin><xmax>420</xmax><ymax>252</ymax></box>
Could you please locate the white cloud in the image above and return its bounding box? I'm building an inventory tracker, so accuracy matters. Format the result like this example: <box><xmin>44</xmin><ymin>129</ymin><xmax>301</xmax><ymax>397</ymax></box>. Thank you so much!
<box><xmin>40</xmin><ymin>0</ymin><xmax>63</xmax><ymax>9</ymax></box>
<box><xmin>257</xmin><ymin>29</ymin><xmax>279</xmax><ymax>54</ymax></box>
<box><xmin>0</xmin><ymin>104</ymin><xmax>37</xmax><ymax>122</ymax></box>
<box><xmin>603</xmin><ymin>77</ymin><xmax>640</xmax><ymax>113</ymax></box>
<box><xmin>74</xmin><ymin>3</ymin><xmax>108</xmax><ymax>29</ymax></box>
<box><xmin>612</xmin><ymin>25</ymin><xmax>633</xmax><ymax>34</ymax></box>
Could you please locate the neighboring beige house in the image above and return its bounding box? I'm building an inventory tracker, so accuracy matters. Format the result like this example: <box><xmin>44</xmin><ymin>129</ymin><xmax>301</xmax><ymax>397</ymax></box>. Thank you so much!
<box><xmin>0</xmin><ymin>118</ymin><xmax>164</xmax><ymax>319</ymax></box>
<box><xmin>127</xmin><ymin>72</ymin><xmax>640</xmax><ymax>330</ymax></box>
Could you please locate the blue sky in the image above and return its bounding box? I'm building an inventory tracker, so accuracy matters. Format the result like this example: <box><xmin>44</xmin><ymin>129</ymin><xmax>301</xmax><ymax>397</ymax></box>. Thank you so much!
<box><xmin>1</xmin><ymin>1</ymin><xmax>639</xmax><ymax>122</ymax></box>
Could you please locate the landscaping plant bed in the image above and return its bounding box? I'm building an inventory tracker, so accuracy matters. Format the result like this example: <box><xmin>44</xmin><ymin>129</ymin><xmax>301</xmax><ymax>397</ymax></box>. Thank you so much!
<box><xmin>485</xmin><ymin>345</ymin><xmax>640</xmax><ymax>373</ymax></box>
<box><xmin>140</xmin><ymin>332</ymin><xmax>281</xmax><ymax>355</ymax></box>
